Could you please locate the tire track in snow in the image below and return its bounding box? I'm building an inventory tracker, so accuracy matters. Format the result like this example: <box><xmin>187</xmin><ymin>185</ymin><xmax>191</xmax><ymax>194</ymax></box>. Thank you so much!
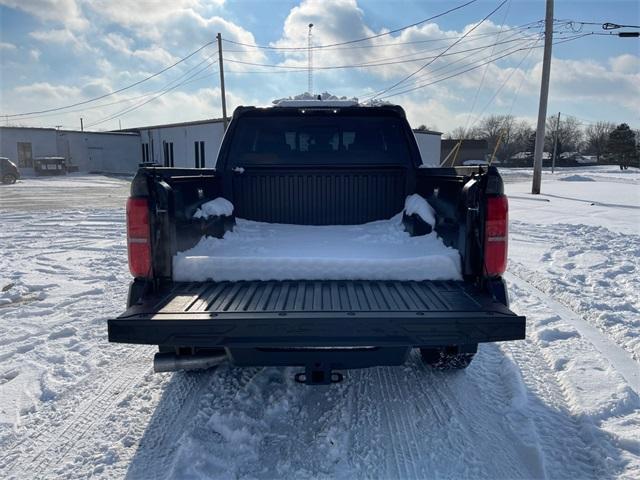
<box><xmin>374</xmin><ymin>367</ymin><xmax>411</xmax><ymax>479</ymax></box>
<box><xmin>503</xmin><ymin>279</ymin><xmax>640</xmax><ymax>479</ymax></box>
<box><xmin>380</xmin><ymin>367</ymin><xmax>422</xmax><ymax>479</ymax></box>
<box><xmin>509</xmin><ymin>220</ymin><xmax>640</xmax><ymax>362</ymax></box>
<box><xmin>502</xmin><ymin>339</ymin><xmax>599</xmax><ymax>479</ymax></box>
<box><xmin>506</xmin><ymin>272</ymin><xmax>640</xmax><ymax>395</ymax></box>
<box><xmin>346</xmin><ymin>368</ymin><xmax>386</xmax><ymax>477</ymax></box>
<box><xmin>412</xmin><ymin>349</ymin><xmax>544</xmax><ymax>479</ymax></box>
<box><xmin>124</xmin><ymin>369</ymin><xmax>222</xmax><ymax>479</ymax></box>
<box><xmin>2</xmin><ymin>347</ymin><xmax>151</xmax><ymax>480</ymax></box>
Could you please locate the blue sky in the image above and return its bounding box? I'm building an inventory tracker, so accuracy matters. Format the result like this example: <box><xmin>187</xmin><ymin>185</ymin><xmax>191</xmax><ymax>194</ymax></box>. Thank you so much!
<box><xmin>0</xmin><ymin>0</ymin><xmax>638</xmax><ymax>132</ymax></box>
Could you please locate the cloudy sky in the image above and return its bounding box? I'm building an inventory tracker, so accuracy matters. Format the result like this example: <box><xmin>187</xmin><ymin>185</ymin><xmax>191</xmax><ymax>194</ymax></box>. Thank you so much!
<box><xmin>0</xmin><ymin>0</ymin><xmax>638</xmax><ymax>133</ymax></box>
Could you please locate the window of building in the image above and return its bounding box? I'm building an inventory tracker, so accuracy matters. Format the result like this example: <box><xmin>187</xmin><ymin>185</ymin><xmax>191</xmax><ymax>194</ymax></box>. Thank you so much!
<box><xmin>194</xmin><ymin>141</ymin><xmax>205</xmax><ymax>168</ymax></box>
<box><xmin>141</xmin><ymin>143</ymin><xmax>150</xmax><ymax>163</ymax></box>
<box><xmin>163</xmin><ymin>141</ymin><xmax>174</xmax><ymax>167</ymax></box>
<box><xmin>17</xmin><ymin>142</ymin><xmax>33</xmax><ymax>168</ymax></box>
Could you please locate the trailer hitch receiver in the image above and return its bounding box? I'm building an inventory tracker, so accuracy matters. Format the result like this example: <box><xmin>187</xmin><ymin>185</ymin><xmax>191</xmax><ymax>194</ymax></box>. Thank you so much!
<box><xmin>295</xmin><ymin>364</ymin><xmax>343</xmax><ymax>385</ymax></box>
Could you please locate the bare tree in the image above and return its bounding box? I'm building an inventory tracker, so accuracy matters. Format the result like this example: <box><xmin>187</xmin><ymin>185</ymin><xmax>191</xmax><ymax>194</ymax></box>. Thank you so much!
<box><xmin>505</xmin><ymin>120</ymin><xmax>534</xmax><ymax>160</ymax></box>
<box><xmin>545</xmin><ymin>115</ymin><xmax>583</xmax><ymax>153</ymax></box>
<box><xmin>445</xmin><ymin>126</ymin><xmax>482</xmax><ymax>140</ymax></box>
<box><xmin>415</xmin><ymin>124</ymin><xmax>439</xmax><ymax>132</ymax></box>
<box><xmin>585</xmin><ymin>121</ymin><xmax>616</xmax><ymax>161</ymax></box>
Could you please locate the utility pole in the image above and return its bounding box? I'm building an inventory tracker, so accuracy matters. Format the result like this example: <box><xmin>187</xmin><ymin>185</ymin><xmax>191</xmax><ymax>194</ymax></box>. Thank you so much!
<box><xmin>551</xmin><ymin>111</ymin><xmax>560</xmax><ymax>173</ymax></box>
<box><xmin>308</xmin><ymin>23</ymin><xmax>314</xmax><ymax>95</ymax></box>
<box><xmin>531</xmin><ymin>0</ymin><xmax>554</xmax><ymax>194</ymax></box>
<box><xmin>217</xmin><ymin>33</ymin><xmax>228</xmax><ymax>130</ymax></box>
<box><xmin>80</xmin><ymin>117</ymin><xmax>84</xmax><ymax>132</ymax></box>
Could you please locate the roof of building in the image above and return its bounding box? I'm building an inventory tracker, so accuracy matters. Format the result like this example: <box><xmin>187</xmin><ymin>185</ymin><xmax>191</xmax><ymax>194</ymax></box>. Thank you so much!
<box><xmin>115</xmin><ymin>117</ymin><xmax>225</xmax><ymax>132</ymax></box>
<box><xmin>413</xmin><ymin>129</ymin><xmax>443</xmax><ymax>136</ymax></box>
<box><xmin>0</xmin><ymin>125</ymin><xmax>138</xmax><ymax>136</ymax></box>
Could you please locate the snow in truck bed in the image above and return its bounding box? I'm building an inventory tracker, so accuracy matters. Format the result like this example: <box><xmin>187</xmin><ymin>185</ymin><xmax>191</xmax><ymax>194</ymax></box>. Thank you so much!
<box><xmin>173</xmin><ymin>214</ymin><xmax>461</xmax><ymax>282</ymax></box>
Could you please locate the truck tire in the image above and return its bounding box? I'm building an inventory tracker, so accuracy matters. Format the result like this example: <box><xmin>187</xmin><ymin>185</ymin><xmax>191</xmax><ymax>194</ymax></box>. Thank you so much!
<box><xmin>420</xmin><ymin>346</ymin><xmax>476</xmax><ymax>370</ymax></box>
<box><xmin>2</xmin><ymin>174</ymin><xmax>17</xmax><ymax>185</ymax></box>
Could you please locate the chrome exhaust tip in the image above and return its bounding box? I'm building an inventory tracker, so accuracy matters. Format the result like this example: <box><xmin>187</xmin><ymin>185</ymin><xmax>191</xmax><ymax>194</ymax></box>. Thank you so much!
<box><xmin>153</xmin><ymin>351</ymin><xmax>227</xmax><ymax>373</ymax></box>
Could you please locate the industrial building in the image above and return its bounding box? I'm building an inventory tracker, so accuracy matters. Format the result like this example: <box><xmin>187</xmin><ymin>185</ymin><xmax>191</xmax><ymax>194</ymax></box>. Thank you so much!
<box><xmin>0</xmin><ymin>126</ymin><xmax>140</xmax><ymax>174</ymax></box>
<box><xmin>121</xmin><ymin>118</ymin><xmax>226</xmax><ymax>169</ymax></box>
<box><xmin>0</xmin><ymin>119</ymin><xmax>444</xmax><ymax>175</ymax></box>
<box><xmin>440</xmin><ymin>139</ymin><xmax>489</xmax><ymax>166</ymax></box>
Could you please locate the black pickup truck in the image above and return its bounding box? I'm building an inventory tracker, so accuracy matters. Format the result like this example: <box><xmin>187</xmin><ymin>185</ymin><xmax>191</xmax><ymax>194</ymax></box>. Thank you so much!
<box><xmin>108</xmin><ymin>102</ymin><xmax>524</xmax><ymax>384</ymax></box>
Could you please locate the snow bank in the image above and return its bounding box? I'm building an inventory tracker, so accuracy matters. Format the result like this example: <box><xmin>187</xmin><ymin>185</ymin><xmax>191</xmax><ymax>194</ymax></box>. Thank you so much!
<box><xmin>559</xmin><ymin>175</ymin><xmax>596</xmax><ymax>182</ymax></box>
<box><xmin>404</xmin><ymin>194</ymin><xmax>436</xmax><ymax>226</ymax></box>
<box><xmin>193</xmin><ymin>198</ymin><xmax>234</xmax><ymax>219</ymax></box>
<box><xmin>173</xmin><ymin>215</ymin><xmax>461</xmax><ymax>282</ymax></box>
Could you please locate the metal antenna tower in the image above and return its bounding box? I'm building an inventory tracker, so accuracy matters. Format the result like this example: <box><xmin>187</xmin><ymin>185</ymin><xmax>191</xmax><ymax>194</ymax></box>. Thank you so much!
<box><xmin>307</xmin><ymin>23</ymin><xmax>314</xmax><ymax>95</ymax></box>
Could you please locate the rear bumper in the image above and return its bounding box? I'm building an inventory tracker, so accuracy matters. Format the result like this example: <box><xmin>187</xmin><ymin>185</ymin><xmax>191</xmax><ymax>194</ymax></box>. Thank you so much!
<box><xmin>108</xmin><ymin>311</ymin><xmax>525</xmax><ymax>348</ymax></box>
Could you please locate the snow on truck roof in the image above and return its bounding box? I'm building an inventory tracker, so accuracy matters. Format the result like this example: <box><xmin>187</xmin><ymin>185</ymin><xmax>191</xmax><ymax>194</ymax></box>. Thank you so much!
<box><xmin>273</xmin><ymin>99</ymin><xmax>359</xmax><ymax>108</ymax></box>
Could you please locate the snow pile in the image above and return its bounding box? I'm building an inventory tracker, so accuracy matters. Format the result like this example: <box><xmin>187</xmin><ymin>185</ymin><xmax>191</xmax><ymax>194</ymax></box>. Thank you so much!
<box><xmin>193</xmin><ymin>198</ymin><xmax>234</xmax><ymax>219</ymax></box>
<box><xmin>173</xmin><ymin>214</ymin><xmax>461</xmax><ymax>282</ymax></box>
<box><xmin>0</xmin><ymin>281</ymin><xmax>47</xmax><ymax>305</ymax></box>
<box><xmin>559</xmin><ymin>174</ymin><xmax>596</xmax><ymax>182</ymax></box>
<box><xmin>404</xmin><ymin>193</ymin><xmax>436</xmax><ymax>226</ymax></box>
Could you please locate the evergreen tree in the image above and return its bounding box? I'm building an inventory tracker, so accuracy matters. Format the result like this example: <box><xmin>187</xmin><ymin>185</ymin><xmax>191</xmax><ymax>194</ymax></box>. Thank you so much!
<box><xmin>607</xmin><ymin>124</ymin><xmax>636</xmax><ymax>169</ymax></box>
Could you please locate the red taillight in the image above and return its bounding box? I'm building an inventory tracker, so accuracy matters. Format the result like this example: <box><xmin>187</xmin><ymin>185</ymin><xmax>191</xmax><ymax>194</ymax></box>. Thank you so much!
<box><xmin>484</xmin><ymin>195</ymin><xmax>508</xmax><ymax>277</ymax></box>
<box><xmin>126</xmin><ymin>197</ymin><xmax>152</xmax><ymax>278</ymax></box>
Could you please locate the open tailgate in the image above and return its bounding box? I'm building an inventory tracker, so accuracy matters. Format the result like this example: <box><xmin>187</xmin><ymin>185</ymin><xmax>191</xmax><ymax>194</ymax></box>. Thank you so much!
<box><xmin>108</xmin><ymin>280</ymin><xmax>525</xmax><ymax>347</ymax></box>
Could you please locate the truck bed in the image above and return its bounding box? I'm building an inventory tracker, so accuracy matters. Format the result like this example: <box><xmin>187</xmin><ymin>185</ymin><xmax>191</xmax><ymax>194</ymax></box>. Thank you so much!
<box><xmin>108</xmin><ymin>280</ymin><xmax>525</xmax><ymax>347</ymax></box>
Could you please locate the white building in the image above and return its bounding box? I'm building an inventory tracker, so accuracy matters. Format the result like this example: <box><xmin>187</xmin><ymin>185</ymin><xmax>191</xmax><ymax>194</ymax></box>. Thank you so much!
<box><xmin>413</xmin><ymin>129</ymin><xmax>442</xmax><ymax>167</ymax></box>
<box><xmin>0</xmin><ymin>118</ymin><xmax>441</xmax><ymax>175</ymax></box>
<box><xmin>125</xmin><ymin>118</ymin><xmax>225</xmax><ymax>169</ymax></box>
<box><xmin>0</xmin><ymin>126</ymin><xmax>140</xmax><ymax>174</ymax></box>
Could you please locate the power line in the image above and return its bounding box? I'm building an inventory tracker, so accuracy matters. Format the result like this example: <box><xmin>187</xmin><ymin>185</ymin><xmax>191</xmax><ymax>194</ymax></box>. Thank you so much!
<box><xmin>14</xmin><ymin>49</ymin><xmax>222</xmax><ymax>122</ymax></box>
<box><xmin>358</xmin><ymin>32</ymin><xmax>542</xmax><ymax>99</ymax></box>
<box><xmin>225</xmin><ymin>27</ymin><xmax>543</xmax><ymax>69</ymax></box>
<box><xmin>221</xmin><ymin>31</ymin><xmax>557</xmax><ymax>71</ymax></box>
<box><xmin>368</xmin><ymin>0</ymin><xmax>510</xmax><ymax>100</ymax></box>
<box><xmin>3</xmin><ymin>41</ymin><xmax>217</xmax><ymax>118</ymax></box>
<box><xmin>222</xmin><ymin>0</ymin><xmax>480</xmax><ymax>51</ymax></box>
<box><xmin>462</xmin><ymin>0</ymin><xmax>512</xmax><ymax>134</ymax></box>
<box><xmin>85</xmin><ymin>59</ymin><xmax>218</xmax><ymax>129</ymax></box>
<box><xmin>471</xmin><ymin>33</ymin><xmax>542</xmax><ymax>126</ymax></box>
<box><xmin>222</xmin><ymin>20</ymin><xmax>549</xmax><ymax>52</ymax></box>
<box><xmin>377</xmin><ymin>33</ymin><xmax>589</xmax><ymax>99</ymax></box>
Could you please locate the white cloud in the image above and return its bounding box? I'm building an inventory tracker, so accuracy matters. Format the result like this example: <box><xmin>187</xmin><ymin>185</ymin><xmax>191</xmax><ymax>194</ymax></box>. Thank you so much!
<box><xmin>15</xmin><ymin>81</ymin><xmax>81</xmax><ymax>99</ymax></box>
<box><xmin>0</xmin><ymin>0</ymin><xmax>88</xmax><ymax>30</ymax></box>
<box><xmin>0</xmin><ymin>41</ymin><xmax>17</xmax><ymax>50</ymax></box>
<box><xmin>85</xmin><ymin>0</ymin><xmax>219</xmax><ymax>30</ymax></box>
<box><xmin>609</xmin><ymin>54</ymin><xmax>640</xmax><ymax>75</ymax></box>
<box><xmin>271</xmin><ymin>0</ymin><xmax>542</xmax><ymax>85</ymax></box>
<box><xmin>3</xmin><ymin>0</ymin><xmax>637</xmax><ymax>132</ymax></box>
<box><xmin>29</xmin><ymin>28</ymin><xmax>83</xmax><ymax>48</ymax></box>
<box><xmin>103</xmin><ymin>33</ymin><xmax>178</xmax><ymax>66</ymax></box>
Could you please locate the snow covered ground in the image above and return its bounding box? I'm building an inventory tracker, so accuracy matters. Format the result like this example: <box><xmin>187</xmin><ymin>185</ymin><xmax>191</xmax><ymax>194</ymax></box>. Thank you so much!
<box><xmin>0</xmin><ymin>168</ymin><xmax>638</xmax><ymax>479</ymax></box>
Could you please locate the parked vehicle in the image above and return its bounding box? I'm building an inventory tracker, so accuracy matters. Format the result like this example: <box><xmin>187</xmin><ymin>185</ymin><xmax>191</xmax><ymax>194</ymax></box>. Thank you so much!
<box><xmin>0</xmin><ymin>157</ymin><xmax>20</xmax><ymax>184</ymax></box>
<box><xmin>108</xmin><ymin>102</ymin><xmax>525</xmax><ymax>384</ymax></box>
<box><xmin>34</xmin><ymin>156</ymin><xmax>67</xmax><ymax>176</ymax></box>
